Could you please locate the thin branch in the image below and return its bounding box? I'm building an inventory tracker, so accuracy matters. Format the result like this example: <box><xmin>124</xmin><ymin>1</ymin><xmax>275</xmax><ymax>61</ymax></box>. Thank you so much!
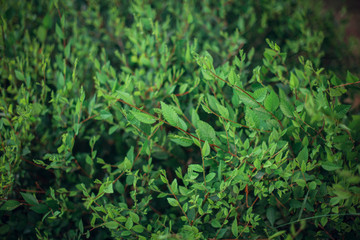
<box><xmin>21</xmin><ymin>157</ymin><xmax>54</xmax><ymax>174</ymax></box>
<box><xmin>318</xmin><ymin>223</ymin><xmax>335</xmax><ymax>240</ymax></box>
<box><xmin>332</xmin><ymin>80</ymin><xmax>360</xmax><ymax>89</ymax></box>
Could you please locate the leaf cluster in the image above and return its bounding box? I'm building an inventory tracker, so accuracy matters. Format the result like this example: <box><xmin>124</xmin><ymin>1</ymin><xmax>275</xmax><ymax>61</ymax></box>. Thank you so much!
<box><xmin>1</xmin><ymin>0</ymin><xmax>360</xmax><ymax>239</ymax></box>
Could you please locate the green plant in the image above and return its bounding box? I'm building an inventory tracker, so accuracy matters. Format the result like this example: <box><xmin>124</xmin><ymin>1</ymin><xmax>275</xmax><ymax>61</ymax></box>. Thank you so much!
<box><xmin>1</xmin><ymin>0</ymin><xmax>360</xmax><ymax>239</ymax></box>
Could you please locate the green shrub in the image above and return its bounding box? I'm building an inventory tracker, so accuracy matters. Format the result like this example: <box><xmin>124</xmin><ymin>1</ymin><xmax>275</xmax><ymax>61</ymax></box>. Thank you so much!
<box><xmin>1</xmin><ymin>0</ymin><xmax>360</xmax><ymax>239</ymax></box>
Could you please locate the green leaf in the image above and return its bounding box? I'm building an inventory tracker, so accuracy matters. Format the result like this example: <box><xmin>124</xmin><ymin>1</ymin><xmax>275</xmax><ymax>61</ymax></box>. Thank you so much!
<box><xmin>105</xmin><ymin>221</ymin><xmax>119</xmax><ymax>230</ymax></box>
<box><xmin>321</xmin><ymin>162</ymin><xmax>342</xmax><ymax>171</ymax></box>
<box><xmin>297</xmin><ymin>147</ymin><xmax>308</xmax><ymax>165</ymax></box>
<box><xmin>167</xmin><ymin>198</ymin><xmax>179</xmax><ymax>207</ymax></box>
<box><xmin>228</xmin><ymin>68</ymin><xmax>237</xmax><ymax>85</ymax></box>
<box><xmin>79</xmin><ymin>219</ymin><xmax>84</xmax><ymax>234</ymax></box>
<box><xmin>216</xmin><ymin>103</ymin><xmax>229</xmax><ymax>119</ymax></box>
<box><xmin>116</xmin><ymin>90</ymin><xmax>134</xmax><ymax>104</ymax></box>
<box><xmin>160</xmin><ymin>174</ymin><xmax>168</xmax><ymax>184</ymax></box>
<box><xmin>0</xmin><ymin>200</ymin><xmax>21</xmax><ymax>211</ymax></box>
<box><xmin>161</xmin><ymin>102</ymin><xmax>179</xmax><ymax>126</ymax></box>
<box><xmin>171</xmin><ymin>179</ymin><xmax>178</xmax><ymax>194</ymax></box>
<box><xmin>191</xmin><ymin>108</ymin><xmax>200</xmax><ymax>126</ymax></box>
<box><xmin>205</xmin><ymin>172</ymin><xmax>216</xmax><ymax>182</ymax></box>
<box><xmin>295</xmin><ymin>179</ymin><xmax>306</xmax><ymax>188</ymax></box>
<box><xmin>65</xmin><ymin>42</ymin><xmax>71</xmax><ymax>58</ymax></box>
<box><xmin>253</xmin><ymin>88</ymin><xmax>267</xmax><ymax>102</ymax></box>
<box><xmin>109</xmin><ymin>125</ymin><xmax>119</xmax><ymax>135</ymax></box>
<box><xmin>201</xmin><ymin>68</ymin><xmax>214</xmax><ymax>80</ymax></box>
<box><xmin>100</xmin><ymin>110</ymin><xmax>112</xmax><ymax>120</ymax></box>
<box><xmin>264</xmin><ymin>90</ymin><xmax>279</xmax><ymax>112</ymax></box>
<box><xmin>102</xmin><ymin>183</ymin><xmax>113</xmax><ymax>194</ymax></box>
<box><xmin>211</xmin><ymin>219</ymin><xmax>222</xmax><ymax>228</ymax></box>
<box><xmin>20</xmin><ymin>192</ymin><xmax>38</xmax><ymax>205</ymax></box>
<box><xmin>269</xmin><ymin>230</ymin><xmax>286</xmax><ymax>239</ymax></box>
<box><xmin>346</xmin><ymin>71</ymin><xmax>359</xmax><ymax>83</ymax></box>
<box><xmin>189</xmin><ymin>164</ymin><xmax>203</xmax><ymax>172</ymax></box>
<box><xmin>121</xmin><ymin>157</ymin><xmax>132</xmax><ymax>171</ymax></box>
<box><xmin>131</xmin><ymin>110</ymin><xmax>156</xmax><ymax>124</ymax></box>
<box><xmin>329</xmin><ymin>88</ymin><xmax>345</xmax><ymax>97</ymax></box>
<box><xmin>30</xmin><ymin>204</ymin><xmax>48</xmax><ymax>214</ymax></box>
<box><xmin>201</xmin><ymin>103</ymin><xmax>213</xmax><ymax>114</ymax></box>
<box><xmin>334</xmin><ymin>105</ymin><xmax>351</xmax><ymax>119</ymax></box>
<box><xmin>129</xmin><ymin>212</ymin><xmax>139</xmax><ymax>224</ymax></box>
<box><xmin>266</xmin><ymin>207</ymin><xmax>276</xmax><ymax>226</ymax></box>
<box><xmin>289</xmin><ymin>72</ymin><xmax>299</xmax><ymax>89</ymax></box>
<box><xmin>280</xmin><ymin>98</ymin><xmax>294</xmax><ymax>117</ymax></box>
<box><xmin>74</xmin><ymin>123</ymin><xmax>80</xmax><ymax>135</ymax></box>
<box><xmin>125</xmin><ymin>217</ymin><xmax>133</xmax><ymax>229</ymax></box>
<box><xmin>316</xmin><ymin>92</ymin><xmax>329</xmax><ymax>110</ymax></box>
<box><xmin>127</xmin><ymin>146</ymin><xmax>134</xmax><ymax>163</ymax></box>
<box><xmin>169</xmin><ymin>135</ymin><xmax>193</xmax><ymax>147</ymax></box>
<box><xmin>121</xmin><ymin>231</ymin><xmax>132</xmax><ymax>236</ymax></box>
<box><xmin>37</xmin><ymin>26</ymin><xmax>47</xmax><ymax>42</ymax></box>
<box><xmin>231</xmin><ymin>218</ymin><xmax>238</xmax><ymax>236</ymax></box>
<box><xmin>235</xmin><ymin>90</ymin><xmax>258</xmax><ymax>108</ymax></box>
<box><xmin>55</xmin><ymin>24</ymin><xmax>64</xmax><ymax>39</ymax></box>
<box><xmin>15</xmin><ymin>70</ymin><xmax>25</xmax><ymax>81</ymax></box>
<box><xmin>245</xmin><ymin>107</ymin><xmax>271</xmax><ymax>130</ymax></box>
<box><xmin>320</xmin><ymin>217</ymin><xmax>328</xmax><ymax>227</ymax></box>
<box><xmin>333</xmin><ymin>184</ymin><xmax>352</xmax><ymax>199</ymax></box>
<box><xmin>203</xmin><ymin>51</ymin><xmax>214</xmax><ymax>67</ymax></box>
<box><xmin>197</xmin><ymin>120</ymin><xmax>216</xmax><ymax>143</ymax></box>
<box><xmin>207</xmin><ymin>94</ymin><xmax>220</xmax><ymax>112</ymax></box>
<box><xmin>330</xmin><ymin>197</ymin><xmax>341</xmax><ymax>206</ymax></box>
<box><xmin>132</xmin><ymin>225</ymin><xmax>144</xmax><ymax>233</ymax></box>
<box><xmin>158</xmin><ymin>192</ymin><xmax>168</xmax><ymax>198</ymax></box>
<box><xmin>178</xmin><ymin>117</ymin><xmax>188</xmax><ymax>130</ymax></box>
<box><xmin>263</xmin><ymin>160</ymin><xmax>272</xmax><ymax>168</ymax></box>
<box><xmin>245</xmin><ymin>107</ymin><xmax>256</xmax><ymax>128</ymax></box>
<box><xmin>88</xmin><ymin>94</ymin><xmax>96</xmax><ymax>116</ymax></box>
<box><xmin>202</xmin><ymin>140</ymin><xmax>210</xmax><ymax>157</ymax></box>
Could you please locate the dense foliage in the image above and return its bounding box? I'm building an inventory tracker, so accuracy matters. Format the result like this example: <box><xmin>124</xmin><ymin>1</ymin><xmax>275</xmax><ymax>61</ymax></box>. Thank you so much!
<box><xmin>1</xmin><ymin>0</ymin><xmax>360</xmax><ymax>239</ymax></box>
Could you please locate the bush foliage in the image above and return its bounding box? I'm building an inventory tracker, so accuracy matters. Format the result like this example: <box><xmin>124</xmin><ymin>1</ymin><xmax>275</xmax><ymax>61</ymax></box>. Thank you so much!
<box><xmin>1</xmin><ymin>0</ymin><xmax>360</xmax><ymax>239</ymax></box>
